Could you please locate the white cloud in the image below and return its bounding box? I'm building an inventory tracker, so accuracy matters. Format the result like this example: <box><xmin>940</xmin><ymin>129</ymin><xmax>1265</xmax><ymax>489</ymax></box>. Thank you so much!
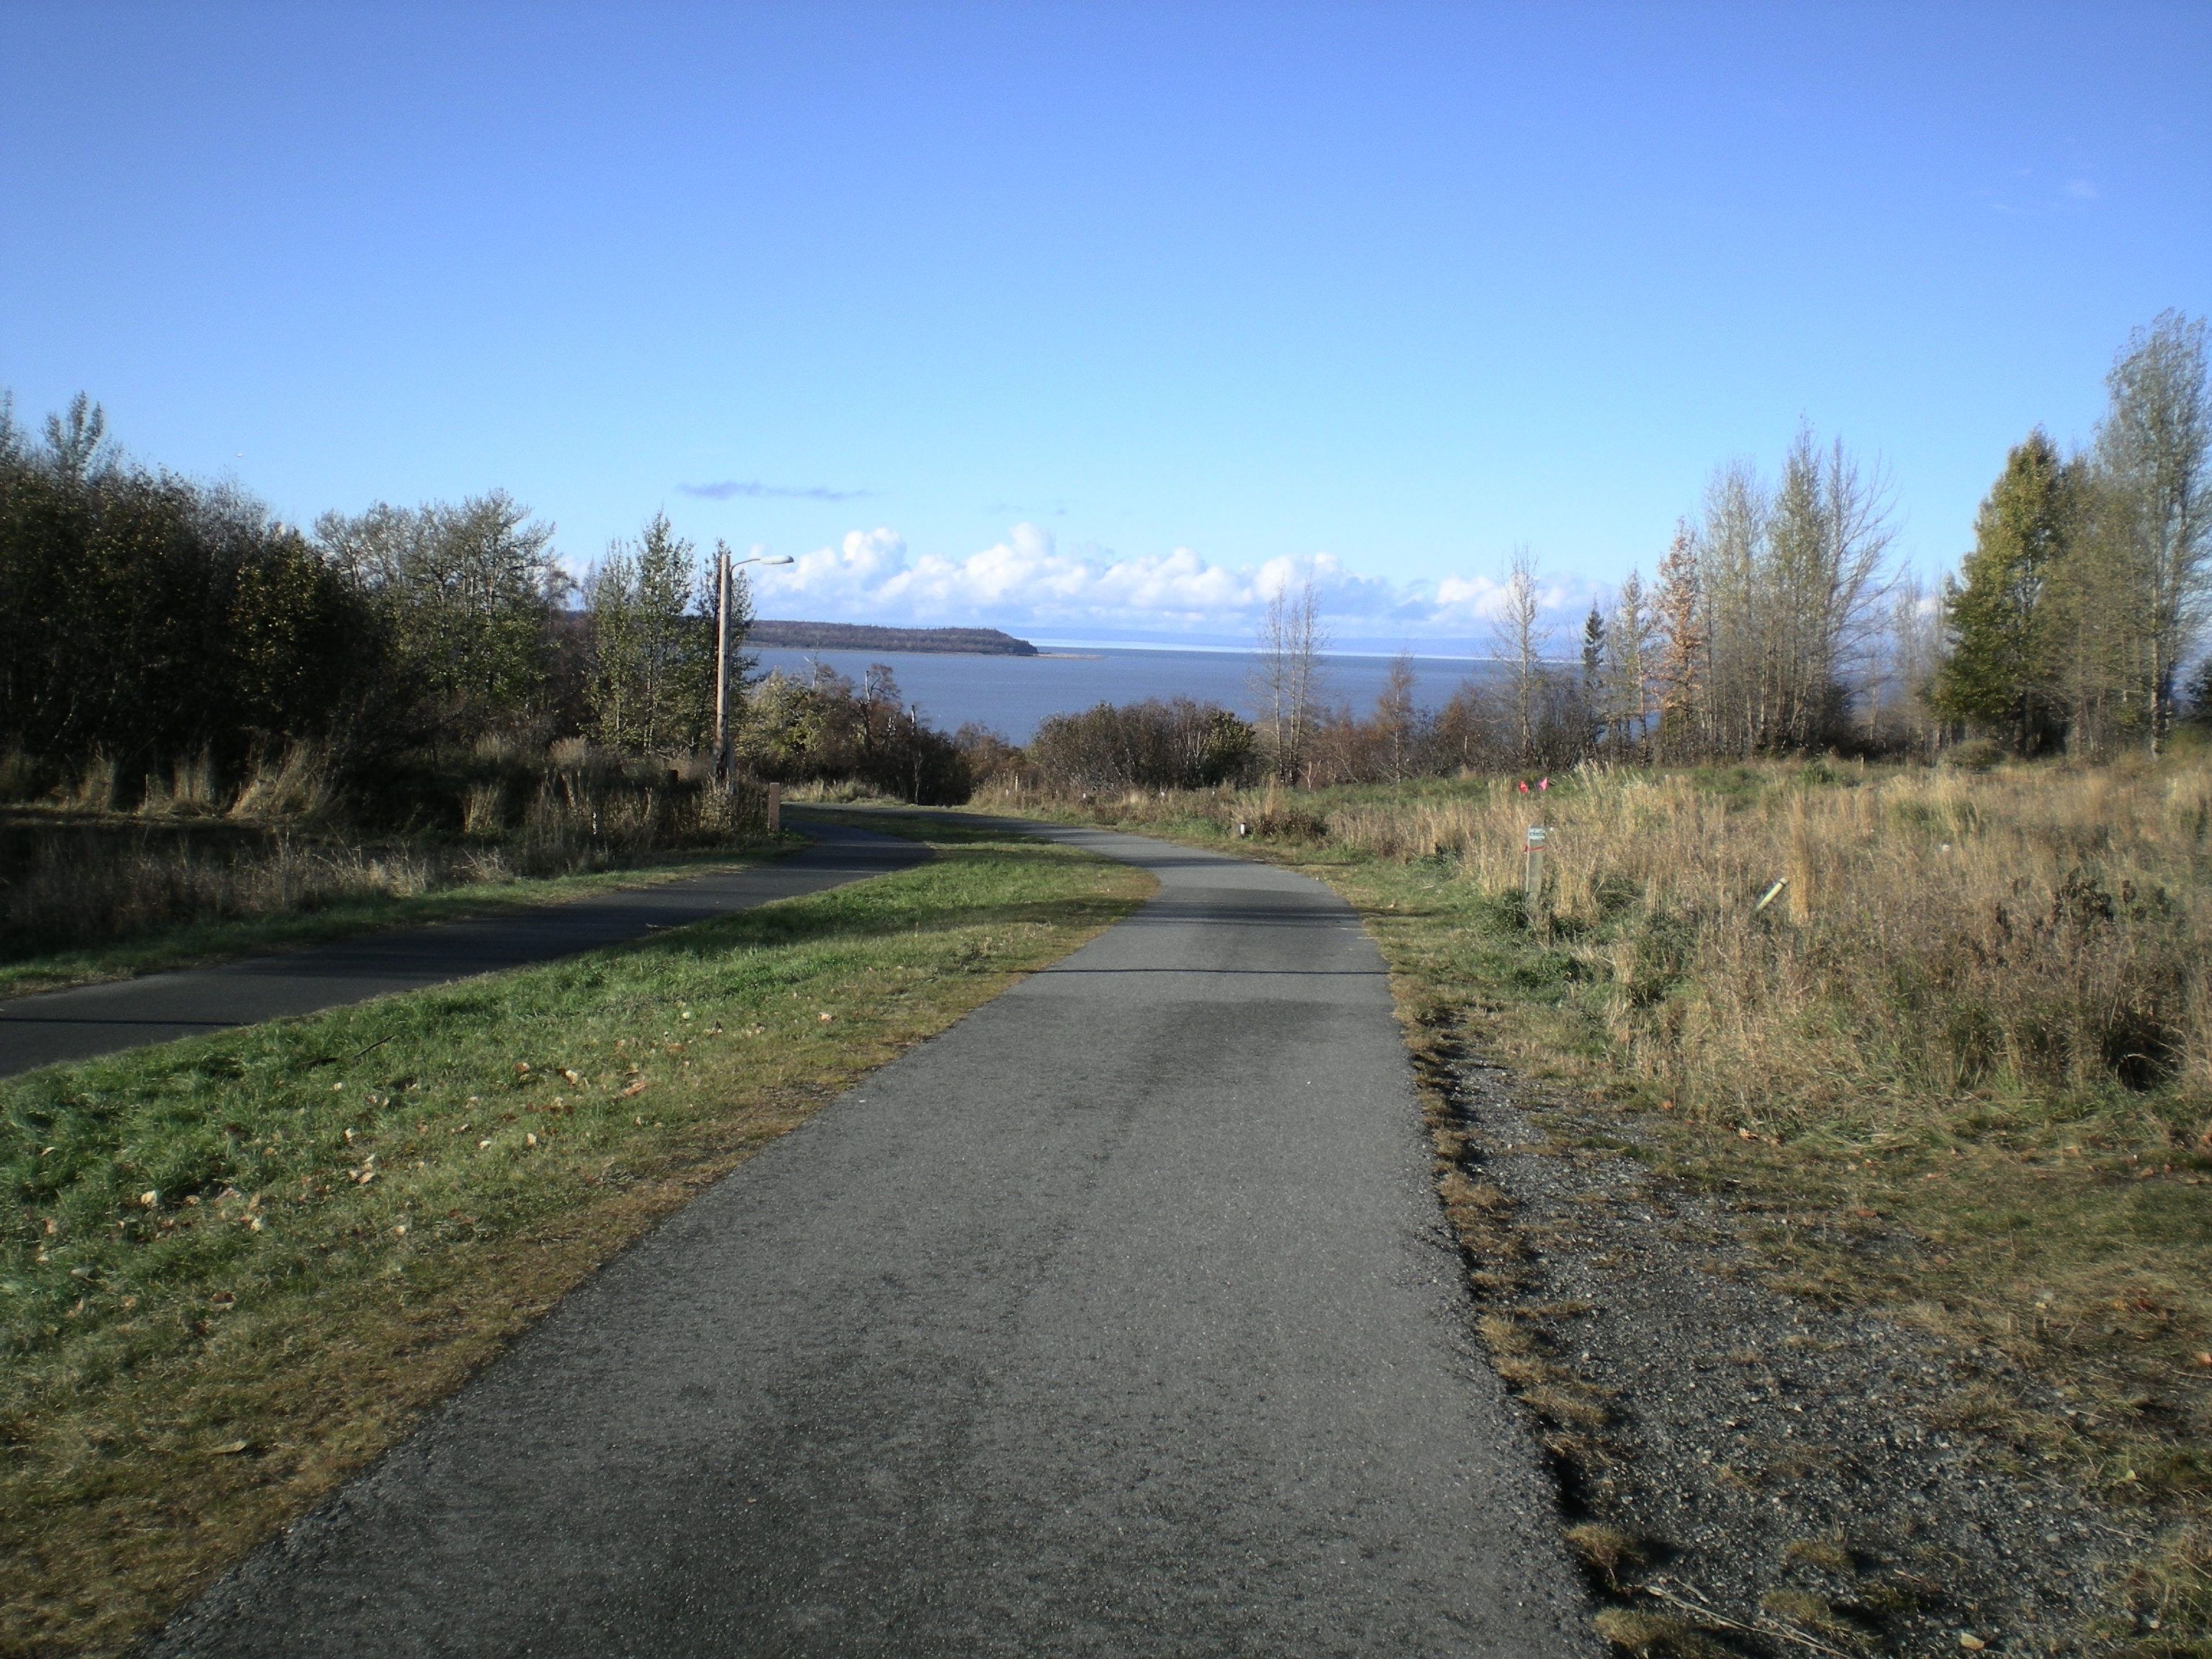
<box><xmin>752</xmin><ymin>523</ymin><xmax>1589</xmax><ymax>641</ymax></box>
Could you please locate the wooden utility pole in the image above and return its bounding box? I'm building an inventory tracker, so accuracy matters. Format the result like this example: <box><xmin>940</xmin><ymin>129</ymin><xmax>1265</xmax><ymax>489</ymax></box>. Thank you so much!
<box><xmin>713</xmin><ymin>545</ymin><xmax>732</xmax><ymax>781</ymax></box>
<box><xmin>707</xmin><ymin>546</ymin><xmax>787</xmax><ymax>785</ymax></box>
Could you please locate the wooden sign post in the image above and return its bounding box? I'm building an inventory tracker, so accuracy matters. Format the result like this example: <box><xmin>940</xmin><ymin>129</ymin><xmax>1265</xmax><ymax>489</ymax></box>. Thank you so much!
<box><xmin>1524</xmin><ymin>824</ymin><xmax>1547</xmax><ymax>923</ymax></box>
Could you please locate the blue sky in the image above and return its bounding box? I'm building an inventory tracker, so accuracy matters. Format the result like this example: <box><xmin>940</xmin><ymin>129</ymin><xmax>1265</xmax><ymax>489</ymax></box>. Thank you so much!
<box><xmin>3</xmin><ymin>2</ymin><xmax>2207</xmax><ymax>649</ymax></box>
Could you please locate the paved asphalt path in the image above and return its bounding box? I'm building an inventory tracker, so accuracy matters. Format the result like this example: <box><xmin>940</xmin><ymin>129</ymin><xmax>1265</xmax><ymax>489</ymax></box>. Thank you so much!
<box><xmin>154</xmin><ymin>817</ymin><xmax>1593</xmax><ymax>1658</ymax></box>
<box><xmin>0</xmin><ymin>818</ymin><xmax>925</xmax><ymax>1080</ymax></box>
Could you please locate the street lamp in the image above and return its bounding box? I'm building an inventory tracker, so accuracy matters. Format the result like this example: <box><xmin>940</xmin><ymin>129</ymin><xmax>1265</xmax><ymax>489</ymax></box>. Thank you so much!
<box><xmin>715</xmin><ymin>547</ymin><xmax>794</xmax><ymax>778</ymax></box>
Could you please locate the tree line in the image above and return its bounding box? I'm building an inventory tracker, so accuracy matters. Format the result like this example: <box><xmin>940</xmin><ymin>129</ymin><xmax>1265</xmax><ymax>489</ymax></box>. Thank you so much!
<box><xmin>1005</xmin><ymin>312</ymin><xmax>2209</xmax><ymax>796</ymax></box>
<box><xmin>7</xmin><ymin>309</ymin><xmax>2202</xmax><ymax>817</ymax></box>
<box><xmin>1621</xmin><ymin>309</ymin><xmax>2209</xmax><ymax>763</ymax></box>
<box><xmin>1351</xmin><ymin>309</ymin><xmax>2205</xmax><ymax>778</ymax></box>
<box><xmin>0</xmin><ymin>394</ymin><xmax>981</xmax><ymax>810</ymax></box>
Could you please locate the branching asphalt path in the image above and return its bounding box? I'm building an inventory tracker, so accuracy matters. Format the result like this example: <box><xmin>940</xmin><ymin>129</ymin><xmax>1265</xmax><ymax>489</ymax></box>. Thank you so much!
<box><xmin>153</xmin><ymin>816</ymin><xmax>1594</xmax><ymax>1658</ymax></box>
<box><xmin>0</xmin><ymin>818</ymin><xmax>924</xmax><ymax>1080</ymax></box>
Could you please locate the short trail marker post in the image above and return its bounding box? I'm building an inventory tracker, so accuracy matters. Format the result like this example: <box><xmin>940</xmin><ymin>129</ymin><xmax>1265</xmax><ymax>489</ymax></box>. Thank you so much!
<box><xmin>1524</xmin><ymin>824</ymin><xmax>1547</xmax><ymax>925</ymax></box>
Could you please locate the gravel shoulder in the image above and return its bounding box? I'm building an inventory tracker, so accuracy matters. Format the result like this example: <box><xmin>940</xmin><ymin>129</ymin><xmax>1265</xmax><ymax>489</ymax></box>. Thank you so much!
<box><xmin>1435</xmin><ymin>1048</ymin><xmax>2141</xmax><ymax>1657</ymax></box>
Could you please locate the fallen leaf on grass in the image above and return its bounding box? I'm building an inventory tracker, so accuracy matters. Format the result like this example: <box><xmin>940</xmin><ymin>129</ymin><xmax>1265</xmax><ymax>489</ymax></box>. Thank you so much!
<box><xmin>209</xmin><ymin>1441</ymin><xmax>249</xmax><ymax>1457</ymax></box>
<box><xmin>620</xmin><ymin>1080</ymin><xmax>650</xmax><ymax>1099</ymax></box>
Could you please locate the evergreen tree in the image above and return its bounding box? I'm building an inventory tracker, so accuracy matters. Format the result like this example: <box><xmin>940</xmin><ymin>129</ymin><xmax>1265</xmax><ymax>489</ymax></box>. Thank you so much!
<box><xmin>1580</xmin><ymin>603</ymin><xmax>1607</xmax><ymax>749</ymax></box>
<box><xmin>1930</xmin><ymin>430</ymin><xmax>2073</xmax><ymax>753</ymax></box>
<box><xmin>585</xmin><ymin>513</ymin><xmax>713</xmax><ymax>753</ymax></box>
<box><xmin>1605</xmin><ymin>569</ymin><xmax>1657</xmax><ymax>759</ymax></box>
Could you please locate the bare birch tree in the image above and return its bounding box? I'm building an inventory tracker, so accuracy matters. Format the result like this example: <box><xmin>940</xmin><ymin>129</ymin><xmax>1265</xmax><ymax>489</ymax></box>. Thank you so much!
<box><xmin>1653</xmin><ymin>521</ymin><xmax>1705</xmax><ymax>760</ymax></box>
<box><xmin>1255</xmin><ymin>569</ymin><xmax>1327</xmax><ymax>782</ymax></box>
<box><xmin>1377</xmin><ymin>651</ymin><xmax>1419</xmax><ymax>781</ymax></box>
<box><xmin>1492</xmin><ymin>546</ymin><xmax>1547</xmax><ymax>764</ymax></box>
<box><xmin>1698</xmin><ymin>461</ymin><xmax>1767</xmax><ymax>754</ymax></box>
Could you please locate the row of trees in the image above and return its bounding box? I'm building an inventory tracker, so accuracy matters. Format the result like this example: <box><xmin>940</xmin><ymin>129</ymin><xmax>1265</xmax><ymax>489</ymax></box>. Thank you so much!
<box><xmin>1420</xmin><ymin>310</ymin><xmax>2207</xmax><ymax>770</ymax></box>
<box><xmin>1532</xmin><ymin>426</ymin><xmax>1905</xmax><ymax>766</ymax></box>
<box><xmin>1055</xmin><ymin>312</ymin><xmax>2203</xmax><ymax>792</ymax></box>
<box><xmin>311</xmin><ymin>498</ymin><xmax>748</xmax><ymax>757</ymax></box>
<box><xmin>1</xmin><ymin>396</ymin><xmax>381</xmax><ymax>774</ymax></box>
<box><xmin>8</xmin><ymin>308</ymin><xmax>2199</xmax><ymax>813</ymax></box>
<box><xmin>0</xmin><ymin>390</ymin><xmax>990</xmax><ymax>810</ymax></box>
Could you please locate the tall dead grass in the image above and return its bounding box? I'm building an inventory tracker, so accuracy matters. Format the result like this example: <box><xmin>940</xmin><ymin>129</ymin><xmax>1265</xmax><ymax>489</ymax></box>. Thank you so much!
<box><xmin>1</xmin><ymin>746</ymin><xmax>770</xmax><ymax>963</ymax></box>
<box><xmin>1370</xmin><ymin>763</ymin><xmax>2209</xmax><ymax>1134</ymax></box>
<box><xmin>998</xmin><ymin>760</ymin><xmax>2212</xmax><ymax>1137</ymax></box>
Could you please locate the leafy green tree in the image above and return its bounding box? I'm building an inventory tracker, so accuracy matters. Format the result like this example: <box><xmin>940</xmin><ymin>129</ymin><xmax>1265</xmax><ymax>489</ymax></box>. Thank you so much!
<box><xmin>2090</xmin><ymin>310</ymin><xmax>2210</xmax><ymax>753</ymax></box>
<box><xmin>316</xmin><ymin>493</ymin><xmax>560</xmax><ymax>740</ymax></box>
<box><xmin>1</xmin><ymin>393</ymin><xmax>374</xmax><ymax>775</ymax></box>
<box><xmin>1931</xmin><ymin>430</ymin><xmax>2075</xmax><ymax>753</ymax></box>
<box><xmin>585</xmin><ymin>513</ymin><xmax>711</xmax><ymax>753</ymax></box>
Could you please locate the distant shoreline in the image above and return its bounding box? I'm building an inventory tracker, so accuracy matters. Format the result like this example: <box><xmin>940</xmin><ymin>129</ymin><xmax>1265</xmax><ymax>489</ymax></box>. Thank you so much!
<box><xmin>749</xmin><ymin>620</ymin><xmax>1037</xmax><ymax>656</ymax></box>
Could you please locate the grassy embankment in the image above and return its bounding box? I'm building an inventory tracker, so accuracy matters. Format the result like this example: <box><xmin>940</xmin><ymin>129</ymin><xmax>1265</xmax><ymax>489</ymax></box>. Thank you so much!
<box><xmin>1</xmin><ymin>815</ymin><xmax>1153</xmax><ymax>1658</ymax></box>
<box><xmin>991</xmin><ymin>759</ymin><xmax>2212</xmax><ymax>1649</ymax></box>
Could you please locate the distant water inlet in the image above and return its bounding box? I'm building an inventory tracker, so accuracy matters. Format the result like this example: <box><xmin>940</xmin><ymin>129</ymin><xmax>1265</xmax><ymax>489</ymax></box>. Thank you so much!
<box><xmin>747</xmin><ymin>645</ymin><xmax>1502</xmax><ymax>743</ymax></box>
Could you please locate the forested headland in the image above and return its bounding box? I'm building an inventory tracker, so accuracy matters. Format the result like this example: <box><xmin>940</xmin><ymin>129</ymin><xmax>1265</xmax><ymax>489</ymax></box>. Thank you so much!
<box><xmin>748</xmin><ymin>620</ymin><xmax>1037</xmax><ymax>655</ymax></box>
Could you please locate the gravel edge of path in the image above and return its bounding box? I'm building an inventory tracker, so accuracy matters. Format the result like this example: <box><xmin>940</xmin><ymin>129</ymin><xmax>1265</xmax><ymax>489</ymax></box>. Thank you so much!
<box><xmin>1415</xmin><ymin>1033</ymin><xmax>2147</xmax><ymax>1658</ymax></box>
